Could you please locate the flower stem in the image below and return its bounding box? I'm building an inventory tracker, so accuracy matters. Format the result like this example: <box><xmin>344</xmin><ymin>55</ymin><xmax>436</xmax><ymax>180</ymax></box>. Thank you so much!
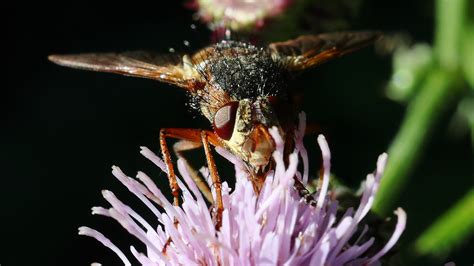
<box><xmin>414</xmin><ymin>189</ymin><xmax>474</xmax><ymax>256</ymax></box>
<box><xmin>435</xmin><ymin>0</ymin><xmax>466</xmax><ymax>72</ymax></box>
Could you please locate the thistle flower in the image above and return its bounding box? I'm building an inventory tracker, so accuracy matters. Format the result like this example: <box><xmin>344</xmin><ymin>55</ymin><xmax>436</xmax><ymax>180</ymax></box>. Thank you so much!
<box><xmin>79</xmin><ymin>118</ymin><xmax>406</xmax><ymax>265</ymax></box>
<box><xmin>190</xmin><ymin>0</ymin><xmax>293</xmax><ymax>32</ymax></box>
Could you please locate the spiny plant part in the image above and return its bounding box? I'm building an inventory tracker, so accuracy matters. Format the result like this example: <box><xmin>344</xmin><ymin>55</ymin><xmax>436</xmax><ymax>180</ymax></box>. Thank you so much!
<box><xmin>78</xmin><ymin>120</ymin><xmax>407</xmax><ymax>265</ymax></box>
<box><xmin>49</xmin><ymin>31</ymin><xmax>381</xmax><ymax>228</ymax></box>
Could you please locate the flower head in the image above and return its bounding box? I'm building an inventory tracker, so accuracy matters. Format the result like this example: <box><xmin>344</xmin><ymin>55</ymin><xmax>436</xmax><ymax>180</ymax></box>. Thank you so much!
<box><xmin>80</xmin><ymin>116</ymin><xmax>406</xmax><ymax>265</ymax></box>
<box><xmin>190</xmin><ymin>0</ymin><xmax>293</xmax><ymax>32</ymax></box>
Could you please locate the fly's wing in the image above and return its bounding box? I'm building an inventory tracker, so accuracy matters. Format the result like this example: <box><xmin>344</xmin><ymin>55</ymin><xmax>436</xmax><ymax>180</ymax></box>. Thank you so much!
<box><xmin>48</xmin><ymin>51</ymin><xmax>200</xmax><ymax>90</ymax></box>
<box><xmin>268</xmin><ymin>31</ymin><xmax>381</xmax><ymax>71</ymax></box>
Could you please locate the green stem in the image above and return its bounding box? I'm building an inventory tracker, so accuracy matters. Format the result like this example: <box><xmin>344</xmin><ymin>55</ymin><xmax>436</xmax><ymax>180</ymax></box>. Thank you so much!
<box><xmin>372</xmin><ymin>0</ymin><xmax>467</xmax><ymax>215</ymax></box>
<box><xmin>435</xmin><ymin>0</ymin><xmax>466</xmax><ymax>71</ymax></box>
<box><xmin>415</xmin><ymin>189</ymin><xmax>474</xmax><ymax>256</ymax></box>
<box><xmin>373</xmin><ymin>69</ymin><xmax>461</xmax><ymax>214</ymax></box>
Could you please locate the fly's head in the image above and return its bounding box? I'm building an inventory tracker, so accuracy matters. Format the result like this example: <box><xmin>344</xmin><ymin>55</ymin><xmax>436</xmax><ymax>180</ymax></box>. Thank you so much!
<box><xmin>213</xmin><ymin>97</ymin><xmax>287</xmax><ymax>175</ymax></box>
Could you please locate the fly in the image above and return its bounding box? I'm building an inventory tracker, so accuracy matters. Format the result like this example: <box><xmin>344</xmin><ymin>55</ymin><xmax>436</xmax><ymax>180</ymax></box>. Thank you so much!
<box><xmin>49</xmin><ymin>31</ymin><xmax>381</xmax><ymax>228</ymax></box>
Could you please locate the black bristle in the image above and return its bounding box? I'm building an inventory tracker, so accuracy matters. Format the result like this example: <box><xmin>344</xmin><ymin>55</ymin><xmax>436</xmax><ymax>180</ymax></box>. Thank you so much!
<box><xmin>210</xmin><ymin>41</ymin><xmax>289</xmax><ymax>101</ymax></box>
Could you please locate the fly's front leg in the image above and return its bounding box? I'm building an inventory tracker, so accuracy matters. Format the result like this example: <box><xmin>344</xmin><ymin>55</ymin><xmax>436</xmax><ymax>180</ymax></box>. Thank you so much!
<box><xmin>173</xmin><ymin>139</ymin><xmax>214</xmax><ymax>203</ymax></box>
<box><xmin>160</xmin><ymin>128</ymin><xmax>206</xmax><ymax>206</ymax></box>
<box><xmin>160</xmin><ymin>128</ymin><xmax>224</xmax><ymax>229</ymax></box>
<box><xmin>160</xmin><ymin>128</ymin><xmax>221</xmax><ymax>205</ymax></box>
<box><xmin>160</xmin><ymin>129</ymin><xmax>181</xmax><ymax>206</ymax></box>
<box><xmin>201</xmin><ymin>131</ymin><xmax>224</xmax><ymax>230</ymax></box>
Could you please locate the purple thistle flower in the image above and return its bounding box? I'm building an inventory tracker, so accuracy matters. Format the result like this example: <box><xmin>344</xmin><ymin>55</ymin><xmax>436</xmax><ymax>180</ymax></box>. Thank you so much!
<box><xmin>79</xmin><ymin>117</ymin><xmax>406</xmax><ymax>265</ymax></box>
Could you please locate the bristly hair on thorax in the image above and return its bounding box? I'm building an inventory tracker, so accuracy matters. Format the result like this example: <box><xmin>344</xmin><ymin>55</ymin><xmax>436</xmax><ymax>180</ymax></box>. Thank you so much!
<box><xmin>209</xmin><ymin>41</ymin><xmax>289</xmax><ymax>99</ymax></box>
<box><xmin>187</xmin><ymin>40</ymin><xmax>290</xmax><ymax>115</ymax></box>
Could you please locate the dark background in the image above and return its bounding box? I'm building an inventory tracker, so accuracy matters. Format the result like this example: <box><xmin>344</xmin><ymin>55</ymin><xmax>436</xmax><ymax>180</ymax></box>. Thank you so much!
<box><xmin>4</xmin><ymin>1</ymin><xmax>472</xmax><ymax>265</ymax></box>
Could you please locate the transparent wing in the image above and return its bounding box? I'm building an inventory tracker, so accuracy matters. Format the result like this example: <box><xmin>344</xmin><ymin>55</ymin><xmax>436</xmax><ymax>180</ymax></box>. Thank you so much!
<box><xmin>268</xmin><ymin>31</ymin><xmax>381</xmax><ymax>71</ymax></box>
<box><xmin>48</xmin><ymin>51</ymin><xmax>199</xmax><ymax>90</ymax></box>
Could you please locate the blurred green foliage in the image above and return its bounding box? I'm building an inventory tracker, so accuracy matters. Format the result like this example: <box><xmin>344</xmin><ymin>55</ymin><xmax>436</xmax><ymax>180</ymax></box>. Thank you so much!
<box><xmin>415</xmin><ymin>189</ymin><xmax>474</xmax><ymax>257</ymax></box>
<box><xmin>386</xmin><ymin>44</ymin><xmax>433</xmax><ymax>102</ymax></box>
<box><xmin>373</xmin><ymin>0</ymin><xmax>473</xmax><ymax>261</ymax></box>
<box><xmin>462</xmin><ymin>25</ymin><xmax>474</xmax><ymax>89</ymax></box>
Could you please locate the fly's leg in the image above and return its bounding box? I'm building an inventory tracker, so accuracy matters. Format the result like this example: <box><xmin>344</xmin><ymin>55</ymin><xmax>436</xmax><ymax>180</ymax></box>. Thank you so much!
<box><xmin>160</xmin><ymin>129</ymin><xmax>184</xmax><ymax>207</ymax></box>
<box><xmin>159</xmin><ymin>128</ymin><xmax>223</xmax><ymax>253</ymax></box>
<box><xmin>201</xmin><ymin>131</ymin><xmax>224</xmax><ymax>230</ymax></box>
<box><xmin>159</xmin><ymin>128</ymin><xmax>223</xmax><ymax>228</ymax></box>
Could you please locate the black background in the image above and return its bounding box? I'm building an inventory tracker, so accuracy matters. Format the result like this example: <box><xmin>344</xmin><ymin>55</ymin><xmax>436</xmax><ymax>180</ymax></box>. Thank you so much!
<box><xmin>4</xmin><ymin>1</ymin><xmax>472</xmax><ymax>265</ymax></box>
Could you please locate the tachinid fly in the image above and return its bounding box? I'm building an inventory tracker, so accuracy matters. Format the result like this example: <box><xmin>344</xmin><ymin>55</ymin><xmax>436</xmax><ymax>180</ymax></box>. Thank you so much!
<box><xmin>49</xmin><ymin>31</ymin><xmax>381</xmax><ymax>227</ymax></box>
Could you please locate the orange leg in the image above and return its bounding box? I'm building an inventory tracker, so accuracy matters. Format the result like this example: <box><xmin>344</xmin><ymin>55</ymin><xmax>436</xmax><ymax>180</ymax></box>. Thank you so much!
<box><xmin>159</xmin><ymin>128</ymin><xmax>224</xmax><ymax>229</ymax></box>
<box><xmin>201</xmin><ymin>131</ymin><xmax>224</xmax><ymax>230</ymax></box>
<box><xmin>160</xmin><ymin>129</ymin><xmax>180</xmax><ymax>206</ymax></box>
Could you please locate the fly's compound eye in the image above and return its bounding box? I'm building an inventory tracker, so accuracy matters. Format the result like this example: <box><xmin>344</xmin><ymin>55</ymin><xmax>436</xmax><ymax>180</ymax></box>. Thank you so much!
<box><xmin>213</xmin><ymin>102</ymin><xmax>239</xmax><ymax>140</ymax></box>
